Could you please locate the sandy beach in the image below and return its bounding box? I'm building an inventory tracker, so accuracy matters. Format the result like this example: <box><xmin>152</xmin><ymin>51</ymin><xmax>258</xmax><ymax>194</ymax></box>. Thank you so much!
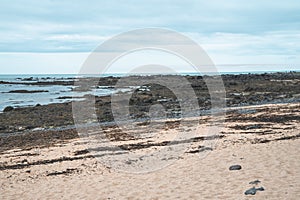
<box><xmin>1</xmin><ymin>100</ymin><xmax>299</xmax><ymax>199</ymax></box>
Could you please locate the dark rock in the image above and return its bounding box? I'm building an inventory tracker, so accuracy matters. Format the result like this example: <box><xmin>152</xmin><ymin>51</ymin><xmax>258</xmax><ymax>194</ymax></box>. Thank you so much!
<box><xmin>244</xmin><ymin>187</ymin><xmax>257</xmax><ymax>195</ymax></box>
<box><xmin>22</xmin><ymin>77</ymin><xmax>34</xmax><ymax>81</ymax></box>
<box><xmin>3</xmin><ymin>106</ymin><xmax>14</xmax><ymax>112</ymax></box>
<box><xmin>244</xmin><ymin>187</ymin><xmax>265</xmax><ymax>195</ymax></box>
<box><xmin>56</xmin><ymin>96</ymin><xmax>73</xmax><ymax>99</ymax></box>
<box><xmin>249</xmin><ymin>180</ymin><xmax>261</xmax><ymax>185</ymax></box>
<box><xmin>7</xmin><ymin>90</ymin><xmax>48</xmax><ymax>93</ymax></box>
<box><xmin>229</xmin><ymin>164</ymin><xmax>242</xmax><ymax>170</ymax></box>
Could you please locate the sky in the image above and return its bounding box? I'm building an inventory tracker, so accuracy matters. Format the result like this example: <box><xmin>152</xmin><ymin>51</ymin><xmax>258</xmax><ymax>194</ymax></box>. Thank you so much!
<box><xmin>0</xmin><ymin>0</ymin><xmax>300</xmax><ymax>74</ymax></box>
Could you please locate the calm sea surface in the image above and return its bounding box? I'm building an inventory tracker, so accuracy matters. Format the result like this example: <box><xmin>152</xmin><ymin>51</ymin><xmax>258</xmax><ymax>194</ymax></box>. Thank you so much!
<box><xmin>0</xmin><ymin>74</ymin><xmax>129</xmax><ymax>111</ymax></box>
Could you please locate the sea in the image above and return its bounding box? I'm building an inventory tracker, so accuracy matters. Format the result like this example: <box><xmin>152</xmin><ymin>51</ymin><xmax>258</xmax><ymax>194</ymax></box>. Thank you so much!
<box><xmin>0</xmin><ymin>71</ymin><xmax>297</xmax><ymax>112</ymax></box>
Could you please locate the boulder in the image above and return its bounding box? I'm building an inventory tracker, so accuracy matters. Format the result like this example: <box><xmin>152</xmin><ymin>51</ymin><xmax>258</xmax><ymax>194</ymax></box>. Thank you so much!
<box><xmin>3</xmin><ymin>106</ymin><xmax>14</xmax><ymax>112</ymax></box>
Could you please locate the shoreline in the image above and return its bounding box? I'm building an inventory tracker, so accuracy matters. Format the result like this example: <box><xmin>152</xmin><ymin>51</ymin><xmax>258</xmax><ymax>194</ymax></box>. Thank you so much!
<box><xmin>1</xmin><ymin>71</ymin><xmax>300</xmax><ymax>131</ymax></box>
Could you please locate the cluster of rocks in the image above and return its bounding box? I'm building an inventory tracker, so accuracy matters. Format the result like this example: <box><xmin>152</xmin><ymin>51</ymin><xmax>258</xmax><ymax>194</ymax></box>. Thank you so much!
<box><xmin>15</xmin><ymin>76</ymin><xmax>75</xmax><ymax>82</ymax></box>
<box><xmin>245</xmin><ymin>180</ymin><xmax>265</xmax><ymax>195</ymax></box>
<box><xmin>2</xmin><ymin>72</ymin><xmax>300</xmax><ymax>134</ymax></box>
<box><xmin>229</xmin><ymin>164</ymin><xmax>265</xmax><ymax>195</ymax></box>
<box><xmin>0</xmin><ymin>103</ymin><xmax>74</xmax><ymax>134</ymax></box>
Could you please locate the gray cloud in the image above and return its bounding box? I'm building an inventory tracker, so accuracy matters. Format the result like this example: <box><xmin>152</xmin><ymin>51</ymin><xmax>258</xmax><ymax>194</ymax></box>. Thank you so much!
<box><xmin>0</xmin><ymin>0</ymin><xmax>299</xmax><ymax>60</ymax></box>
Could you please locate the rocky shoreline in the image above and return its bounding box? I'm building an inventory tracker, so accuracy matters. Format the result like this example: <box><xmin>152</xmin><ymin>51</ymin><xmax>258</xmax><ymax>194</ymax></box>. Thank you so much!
<box><xmin>1</xmin><ymin>72</ymin><xmax>300</xmax><ymax>151</ymax></box>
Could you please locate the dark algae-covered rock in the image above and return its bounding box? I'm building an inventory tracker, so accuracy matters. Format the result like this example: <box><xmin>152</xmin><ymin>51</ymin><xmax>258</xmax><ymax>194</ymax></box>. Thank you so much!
<box><xmin>3</xmin><ymin>106</ymin><xmax>14</xmax><ymax>112</ymax></box>
<box><xmin>7</xmin><ymin>89</ymin><xmax>49</xmax><ymax>93</ymax></box>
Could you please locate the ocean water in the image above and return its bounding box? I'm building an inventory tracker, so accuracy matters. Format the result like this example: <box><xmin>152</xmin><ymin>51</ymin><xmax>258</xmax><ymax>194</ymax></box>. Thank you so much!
<box><xmin>0</xmin><ymin>71</ymin><xmax>297</xmax><ymax>111</ymax></box>
<box><xmin>0</xmin><ymin>74</ymin><xmax>131</xmax><ymax>111</ymax></box>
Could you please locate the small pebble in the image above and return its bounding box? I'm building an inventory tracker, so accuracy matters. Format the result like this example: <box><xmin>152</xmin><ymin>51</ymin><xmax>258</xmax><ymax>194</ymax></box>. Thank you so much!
<box><xmin>249</xmin><ymin>180</ymin><xmax>261</xmax><ymax>185</ymax></box>
<box><xmin>244</xmin><ymin>186</ymin><xmax>265</xmax><ymax>195</ymax></box>
<box><xmin>245</xmin><ymin>187</ymin><xmax>257</xmax><ymax>195</ymax></box>
<box><xmin>229</xmin><ymin>164</ymin><xmax>242</xmax><ymax>170</ymax></box>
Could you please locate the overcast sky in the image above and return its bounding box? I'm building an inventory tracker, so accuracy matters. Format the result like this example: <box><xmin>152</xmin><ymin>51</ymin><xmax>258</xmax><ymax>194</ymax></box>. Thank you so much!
<box><xmin>0</xmin><ymin>0</ymin><xmax>299</xmax><ymax>74</ymax></box>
